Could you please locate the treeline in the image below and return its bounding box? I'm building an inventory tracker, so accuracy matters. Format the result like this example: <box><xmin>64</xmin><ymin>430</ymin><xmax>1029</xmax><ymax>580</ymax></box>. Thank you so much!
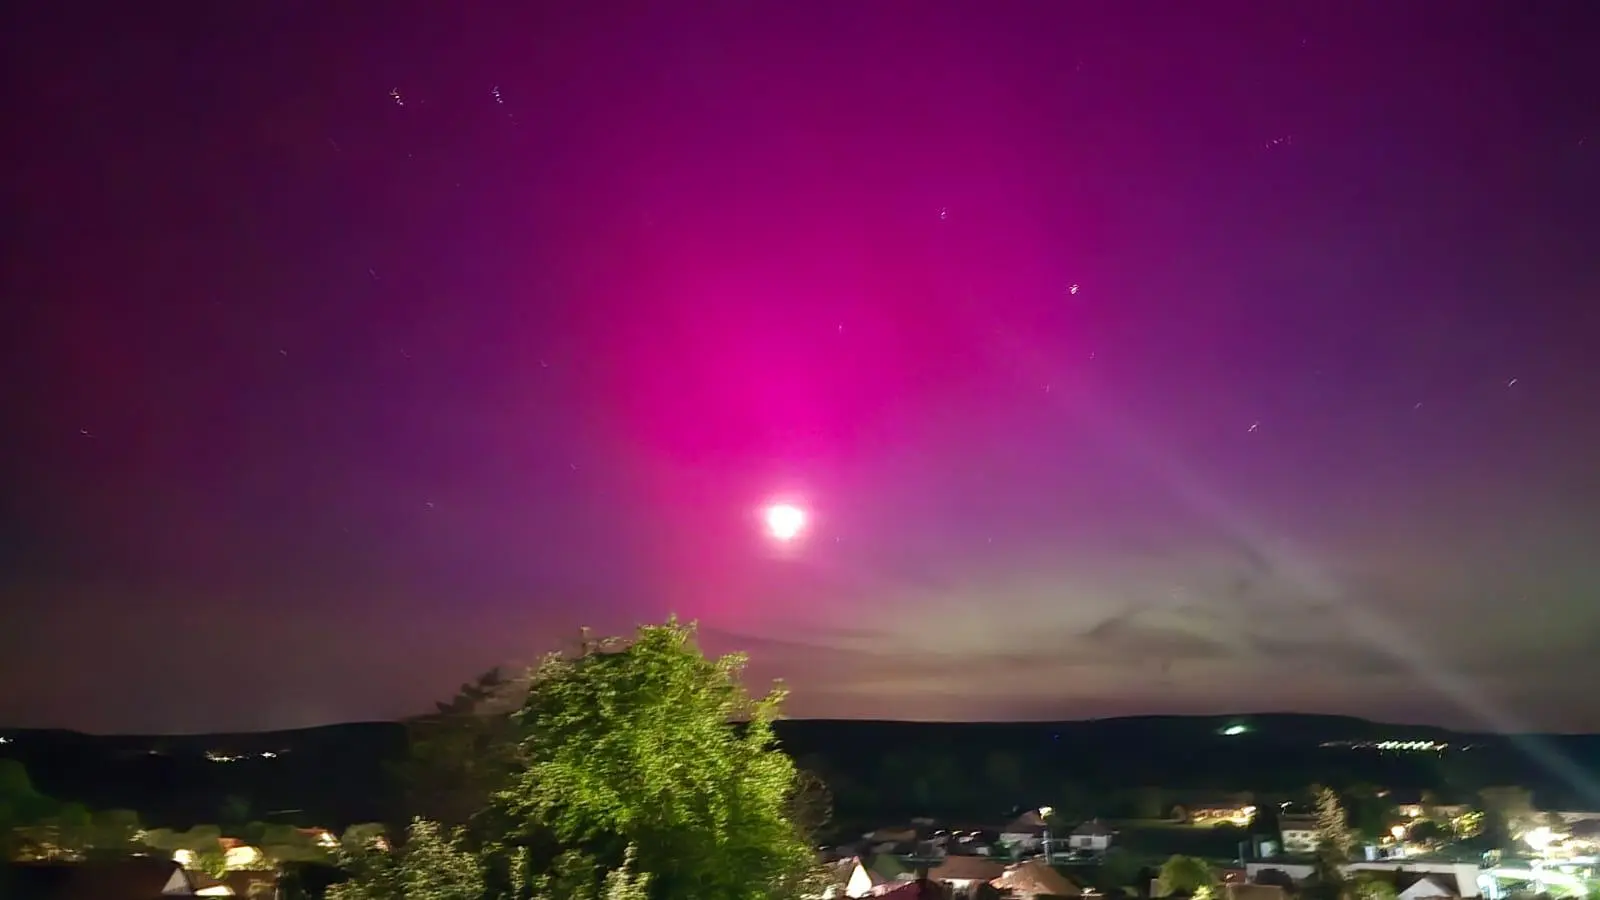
<box><xmin>0</xmin><ymin>726</ymin><xmax>403</xmax><ymax>829</ymax></box>
<box><xmin>0</xmin><ymin>758</ymin><xmax>145</xmax><ymax>860</ymax></box>
<box><xmin>1</xmin><ymin>756</ymin><xmax>390</xmax><ymax>873</ymax></box>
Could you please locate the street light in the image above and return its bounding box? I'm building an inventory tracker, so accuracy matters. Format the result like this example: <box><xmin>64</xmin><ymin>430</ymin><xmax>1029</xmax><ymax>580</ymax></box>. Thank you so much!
<box><xmin>1039</xmin><ymin>806</ymin><xmax>1055</xmax><ymax>864</ymax></box>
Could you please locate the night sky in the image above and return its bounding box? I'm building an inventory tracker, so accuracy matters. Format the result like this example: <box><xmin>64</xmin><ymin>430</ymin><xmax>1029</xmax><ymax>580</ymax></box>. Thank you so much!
<box><xmin>4</xmin><ymin>2</ymin><xmax>1599</xmax><ymax>734</ymax></box>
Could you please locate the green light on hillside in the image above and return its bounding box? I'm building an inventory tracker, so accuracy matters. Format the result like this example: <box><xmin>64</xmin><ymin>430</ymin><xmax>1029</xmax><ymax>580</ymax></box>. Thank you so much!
<box><xmin>1221</xmin><ymin>724</ymin><xmax>1250</xmax><ymax>736</ymax></box>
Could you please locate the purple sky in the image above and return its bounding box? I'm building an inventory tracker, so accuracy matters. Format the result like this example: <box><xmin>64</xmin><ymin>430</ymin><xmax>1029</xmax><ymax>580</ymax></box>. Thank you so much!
<box><xmin>4</xmin><ymin>2</ymin><xmax>1599</xmax><ymax>734</ymax></box>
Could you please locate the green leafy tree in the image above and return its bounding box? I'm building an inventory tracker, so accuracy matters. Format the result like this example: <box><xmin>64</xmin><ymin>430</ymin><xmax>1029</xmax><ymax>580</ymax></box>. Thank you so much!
<box><xmin>1314</xmin><ymin>787</ymin><xmax>1354</xmax><ymax>860</ymax></box>
<box><xmin>1305</xmin><ymin>787</ymin><xmax>1353</xmax><ymax>900</ymax></box>
<box><xmin>327</xmin><ymin>817</ymin><xmax>483</xmax><ymax>900</ymax></box>
<box><xmin>192</xmin><ymin>845</ymin><xmax>231</xmax><ymax>880</ymax></box>
<box><xmin>0</xmin><ymin>760</ymin><xmax>57</xmax><ymax>859</ymax></box>
<box><xmin>84</xmin><ymin>808</ymin><xmax>143</xmax><ymax>859</ymax></box>
<box><xmin>1406</xmin><ymin>820</ymin><xmax>1447</xmax><ymax>846</ymax></box>
<box><xmin>397</xmin><ymin>668</ymin><xmax>526</xmax><ymax>828</ymax></box>
<box><xmin>138</xmin><ymin>828</ymin><xmax>180</xmax><ymax>853</ymax></box>
<box><xmin>1096</xmin><ymin>848</ymin><xmax>1143</xmax><ymax>892</ymax></box>
<box><xmin>493</xmin><ymin>619</ymin><xmax>823</xmax><ymax>900</ymax></box>
<box><xmin>258</xmin><ymin>823</ymin><xmax>333</xmax><ymax>866</ymax></box>
<box><xmin>341</xmin><ymin>823</ymin><xmax>390</xmax><ymax>854</ymax></box>
<box><xmin>141</xmin><ymin>825</ymin><xmax>230</xmax><ymax>877</ymax></box>
<box><xmin>14</xmin><ymin>801</ymin><xmax>96</xmax><ymax>861</ymax></box>
<box><xmin>788</xmin><ymin>769</ymin><xmax>834</xmax><ymax>844</ymax></box>
<box><xmin>1340</xmin><ymin>786</ymin><xmax>1395</xmax><ymax>843</ymax></box>
<box><xmin>1154</xmin><ymin>855</ymin><xmax>1216</xmax><ymax>898</ymax></box>
<box><xmin>1251</xmin><ymin>802</ymin><xmax>1283</xmax><ymax>839</ymax></box>
<box><xmin>1477</xmin><ymin>787</ymin><xmax>1533</xmax><ymax>821</ymax></box>
<box><xmin>1473</xmin><ymin>787</ymin><xmax>1530</xmax><ymax>853</ymax></box>
<box><xmin>598</xmin><ymin>846</ymin><xmax>652</xmax><ymax>900</ymax></box>
<box><xmin>1351</xmin><ymin>874</ymin><xmax>1397</xmax><ymax>900</ymax></box>
<box><xmin>47</xmin><ymin>802</ymin><xmax>93</xmax><ymax>858</ymax></box>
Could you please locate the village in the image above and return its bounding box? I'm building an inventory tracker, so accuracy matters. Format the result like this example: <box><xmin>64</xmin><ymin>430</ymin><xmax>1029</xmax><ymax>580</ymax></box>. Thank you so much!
<box><xmin>814</xmin><ymin>790</ymin><xmax>1600</xmax><ymax>900</ymax></box>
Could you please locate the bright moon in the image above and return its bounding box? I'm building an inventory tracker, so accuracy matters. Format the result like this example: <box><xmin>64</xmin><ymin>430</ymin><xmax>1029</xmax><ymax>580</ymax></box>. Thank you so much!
<box><xmin>764</xmin><ymin>503</ymin><xmax>807</xmax><ymax>542</ymax></box>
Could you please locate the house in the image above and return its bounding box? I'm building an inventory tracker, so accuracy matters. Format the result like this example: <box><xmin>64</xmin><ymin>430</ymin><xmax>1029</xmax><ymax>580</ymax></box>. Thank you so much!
<box><xmin>217</xmin><ymin>839</ymin><xmax>266</xmax><ymax>871</ymax></box>
<box><xmin>1246</xmin><ymin>863</ymin><xmax>1315</xmax><ymax>884</ymax></box>
<box><xmin>1242</xmin><ymin>863</ymin><xmax>1483</xmax><ymax>899</ymax></box>
<box><xmin>866</xmin><ymin>854</ymin><xmax>914</xmax><ymax>893</ymax></box>
<box><xmin>1396</xmin><ymin>804</ymin><xmax>1469</xmax><ymax>822</ymax></box>
<box><xmin>1352</xmin><ymin>865</ymin><xmax>1479</xmax><ymax>899</ymax></box>
<box><xmin>1396</xmin><ymin>875</ymin><xmax>1460</xmax><ymax>900</ymax></box>
<box><xmin>190</xmin><ymin>869</ymin><xmax>280</xmax><ymax>897</ymax></box>
<box><xmin>880</xmin><ymin>879</ymin><xmax>950</xmax><ymax>900</ymax></box>
<box><xmin>927</xmin><ymin>856</ymin><xmax>1007</xmax><ymax>893</ymax></box>
<box><xmin>1356</xmin><ymin>869</ymin><xmax>1468</xmax><ymax>900</ymax></box>
<box><xmin>1000</xmin><ymin>811</ymin><xmax>1051</xmax><ymax>852</ymax></box>
<box><xmin>867</xmin><ymin>827</ymin><xmax>922</xmax><ymax>855</ymax></box>
<box><xmin>1174</xmin><ymin>793</ymin><xmax>1257</xmax><ymax>825</ymax></box>
<box><xmin>1278</xmin><ymin>816</ymin><xmax>1319</xmax><ymax>854</ymax></box>
<box><xmin>1069</xmin><ymin>820</ymin><xmax>1115</xmax><ymax>852</ymax></box>
<box><xmin>992</xmin><ymin>859</ymin><xmax>1081</xmax><ymax>899</ymax></box>
<box><xmin>3</xmin><ymin>859</ymin><xmax>197</xmax><ymax>899</ymax></box>
<box><xmin>825</xmin><ymin>857</ymin><xmax>876</xmax><ymax>899</ymax></box>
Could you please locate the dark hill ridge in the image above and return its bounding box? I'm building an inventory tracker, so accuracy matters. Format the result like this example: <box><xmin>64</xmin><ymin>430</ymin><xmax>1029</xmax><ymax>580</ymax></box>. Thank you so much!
<box><xmin>2</xmin><ymin>714</ymin><xmax>1597</xmax><ymax>827</ymax></box>
<box><xmin>0</xmin><ymin>711</ymin><xmax>1506</xmax><ymax>746</ymax></box>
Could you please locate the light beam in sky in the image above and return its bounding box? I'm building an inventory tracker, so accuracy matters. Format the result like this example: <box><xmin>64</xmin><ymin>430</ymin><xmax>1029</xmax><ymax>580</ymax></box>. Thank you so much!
<box><xmin>763</xmin><ymin>503</ymin><xmax>807</xmax><ymax>542</ymax></box>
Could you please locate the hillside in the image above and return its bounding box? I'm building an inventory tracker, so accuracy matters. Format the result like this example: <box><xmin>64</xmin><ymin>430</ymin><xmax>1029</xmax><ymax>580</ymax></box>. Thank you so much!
<box><xmin>3</xmin><ymin>714</ymin><xmax>1597</xmax><ymax>828</ymax></box>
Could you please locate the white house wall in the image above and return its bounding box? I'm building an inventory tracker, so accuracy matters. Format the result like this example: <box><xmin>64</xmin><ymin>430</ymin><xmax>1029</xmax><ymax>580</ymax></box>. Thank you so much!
<box><xmin>1245</xmin><ymin>862</ymin><xmax>1481</xmax><ymax>899</ymax></box>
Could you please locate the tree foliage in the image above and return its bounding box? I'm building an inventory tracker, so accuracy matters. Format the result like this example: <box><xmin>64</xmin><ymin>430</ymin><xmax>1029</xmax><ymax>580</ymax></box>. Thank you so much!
<box><xmin>193</xmin><ymin>845</ymin><xmax>231</xmax><ymax>880</ymax></box>
<box><xmin>1154</xmin><ymin>855</ymin><xmax>1216</xmax><ymax>898</ymax></box>
<box><xmin>1339</xmin><ymin>785</ymin><xmax>1396</xmax><ymax>843</ymax></box>
<box><xmin>0</xmin><ymin>765</ymin><xmax>148</xmax><ymax>863</ymax></box>
<box><xmin>397</xmin><ymin>668</ymin><xmax>527</xmax><ymax>828</ymax></box>
<box><xmin>598</xmin><ymin>846</ymin><xmax>652</xmax><ymax>900</ymax></box>
<box><xmin>1096</xmin><ymin>848</ymin><xmax>1143</xmax><ymax>892</ymax></box>
<box><xmin>1314</xmin><ymin>787</ymin><xmax>1354</xmax><ymax>861</ymax></box>
<box><xmin>493</xmin><ymin>619</ymin><xmax>823</xmax><ymax>900</ymax></box>
<box><xmin>0</xmin><ymin>760</ymin><xmax>58</xmax><ymax>858</ymax></box>
<box><xmin>86</xmin><ymin>809</ymin><xmax>143</xmax><ymax>854</ymax></box>
<box><xmin>1305</xmin><ymin>787</ymin><xmax>1353</xmax><ymax>900</ymax></box>
<box><xmin>1405</xmin><ymin>820</ymin><xmax>1448</xmax><ymax>845</ymax></box>
<box><xmin>327</xmin><ymin>818</ymin><xmax>483</xmax><ymax>900</ymax></box>
<box><xmin>787</xmin><ymin>769</ymin><xmax>834</xmax><ymax>842</ymax></box>
<box><xmin>256</xmin><ymin>822</ymin><xmax>334</xmax><ymax>865</ymax></box>
<box><xmin>1351</xmin><ymin>874</ymin><xmax>1398</xmax><ymax>900</ymax></box>
<box><xmin>1253</xmin><ymin>869</ymin><xmax>1298</xmax><ymax>892</ymax></box>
